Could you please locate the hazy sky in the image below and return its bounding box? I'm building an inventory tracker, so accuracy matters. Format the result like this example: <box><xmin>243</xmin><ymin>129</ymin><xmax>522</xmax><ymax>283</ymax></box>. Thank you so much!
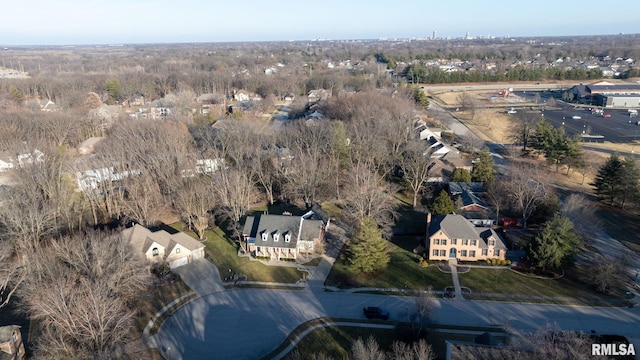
<box><xmin>1</xmin><ymin>0</ymin><xmax>638</xmax><ymax>45</ymax></box>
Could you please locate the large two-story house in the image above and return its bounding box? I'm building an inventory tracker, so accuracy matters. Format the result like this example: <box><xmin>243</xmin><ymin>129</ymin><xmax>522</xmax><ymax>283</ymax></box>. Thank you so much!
<box><xmin>426</xmin><ymin>213</ymin><xmax>507</xmax><ymax>262</ymax></box>
<box><xmin>242</xmin><ymin>211</ymin><xmax>325</xmax><ymax>261</ymax></box>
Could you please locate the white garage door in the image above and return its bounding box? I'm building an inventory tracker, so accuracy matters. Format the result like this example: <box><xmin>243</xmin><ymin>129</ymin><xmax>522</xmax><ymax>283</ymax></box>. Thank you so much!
<box><xmin>170</xmin><ymin>256</ymin><xmax>189</xmax><ymax>269</ymax></box>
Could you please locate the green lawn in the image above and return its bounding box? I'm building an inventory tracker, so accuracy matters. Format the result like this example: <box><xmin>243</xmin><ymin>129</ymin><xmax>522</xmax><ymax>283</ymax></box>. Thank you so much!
<box><xmin>325</xmin><ymin>236</ymin><xmax>452</xmax><ymax>291</ymax></box>
<box><xmin>458</xmin><ymin>268</ymin><xmax>621</xmax><ymax>304</ymax></box>
<box><xmin>169</xmin><ymin>222</ymin><xmax>303</xmax><ymax>283</ymax></box>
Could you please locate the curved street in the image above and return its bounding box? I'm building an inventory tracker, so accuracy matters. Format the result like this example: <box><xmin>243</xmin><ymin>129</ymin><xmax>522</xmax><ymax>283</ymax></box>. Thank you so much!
<box><xmin>151</xmin><ymin>287</ymin><xmax>640</xmax><ymax>360</ymax></box>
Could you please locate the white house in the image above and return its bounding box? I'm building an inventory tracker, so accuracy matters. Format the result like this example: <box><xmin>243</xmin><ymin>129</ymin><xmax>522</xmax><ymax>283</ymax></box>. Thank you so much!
<box><xmin>121</xmin><ymin>224</ymin><xmax>205</xmax><ymax>269</ymax></box>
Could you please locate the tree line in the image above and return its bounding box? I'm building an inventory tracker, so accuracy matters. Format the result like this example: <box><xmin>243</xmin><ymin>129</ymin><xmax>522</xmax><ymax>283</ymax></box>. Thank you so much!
<box><xmin>403</xmin><ymin>64</ymin><xmax>603</xmax><ymax>84</ymax></box>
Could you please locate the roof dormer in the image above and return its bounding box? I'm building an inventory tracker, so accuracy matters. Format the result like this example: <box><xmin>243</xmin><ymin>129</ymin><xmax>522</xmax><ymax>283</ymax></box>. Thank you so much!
<box><xmin>273</xmin><ymin>232</ymin><xmax>280</xmax><ymax>242</ymax></box>
<box><xmin>284</xmin><ymin>233</ymin><xmax>291</xmax><ymax>243</ymax></box>
<box><xmin>261</xmin><ymin>232</ymin><xmax>268</xmax><ymax>241</ymax></box>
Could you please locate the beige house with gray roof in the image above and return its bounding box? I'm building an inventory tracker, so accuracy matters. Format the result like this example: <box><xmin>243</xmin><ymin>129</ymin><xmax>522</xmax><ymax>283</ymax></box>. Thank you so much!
<box><xmin>427</xmin><ymin>214</ymin><xmax>506</xmax><ymax>262</ymax></box>
<box><xmin>121</xmin><ymin>224</ymin><xmax>205</xmax><ymax>269</ymax></box>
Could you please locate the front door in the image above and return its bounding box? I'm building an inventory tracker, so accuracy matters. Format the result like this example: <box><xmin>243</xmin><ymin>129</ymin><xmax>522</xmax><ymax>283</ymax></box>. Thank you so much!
<box><xmin>449</xmin><ymin>247</ymin><xmax>457</xmax><ymax>258</ymax></box>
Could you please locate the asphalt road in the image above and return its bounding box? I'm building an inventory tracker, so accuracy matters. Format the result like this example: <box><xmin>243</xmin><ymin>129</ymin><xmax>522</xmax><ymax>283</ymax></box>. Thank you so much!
<box><xmin>152</xmin><ymin>289</ymin><xmax>640</xmax><ymax>360</ymax></box>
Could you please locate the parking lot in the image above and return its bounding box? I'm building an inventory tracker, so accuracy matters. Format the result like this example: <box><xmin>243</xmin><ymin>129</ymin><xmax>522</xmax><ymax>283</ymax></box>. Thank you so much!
<box><xmin>542</xmin><ymin>106</ymin><xmax>640</xmax><ymax>143</ymax></box>
<box><xmin>510</xmin><ymin>91</ymin><xmax>640</xmax><ymax>143</ymax></box>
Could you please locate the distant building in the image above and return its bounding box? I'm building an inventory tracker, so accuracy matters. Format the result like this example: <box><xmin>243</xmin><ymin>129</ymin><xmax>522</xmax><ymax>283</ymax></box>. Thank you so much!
<box><xmin>571</xmin><ymin>82</ymin><xmax>640</xmax><ymax>108</ymax></box>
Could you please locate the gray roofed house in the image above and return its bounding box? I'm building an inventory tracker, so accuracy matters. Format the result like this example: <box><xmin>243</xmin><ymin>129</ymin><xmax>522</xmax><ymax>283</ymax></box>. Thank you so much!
<box><xmin>243</xmin><ymin>211</ymin><xmax>326</xmax><ymax>261</ymax></box>
<box><xmin>427</xmin><ymin>213</ymin><xmax>507</xmax><ymax>262</ymax></box>
<box><xmin>0</xmin><ymin>325</ymin><xmax>24</xmax><ymax>360</ymax></box>
<box><xmin>449</xmin><ymin>182</ymin><xmax>490</xmax><ymax>222</ymax></box>
<box><xmin>121</xmin><ymin>224</ymin><xmax>205</xmax><ymax>269</ymax></box>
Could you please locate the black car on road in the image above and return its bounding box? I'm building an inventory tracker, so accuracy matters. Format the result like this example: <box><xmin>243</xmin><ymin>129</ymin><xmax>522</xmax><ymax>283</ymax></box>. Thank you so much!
<box><xmin>363</xmin><ymin>306</ymin><xmax>389</xmax><ymax>320</ymax></box>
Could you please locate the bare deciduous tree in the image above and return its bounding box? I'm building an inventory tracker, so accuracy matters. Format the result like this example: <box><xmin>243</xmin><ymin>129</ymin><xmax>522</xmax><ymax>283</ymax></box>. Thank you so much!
<box><xmin>509</xmin><ymin>322</ymin><xmax>592</xmax><ymax>360</ymax></box>
<box><xmin>212</xmin><ymin>167</ymin><xmax>257</xmax><ymax>238</ymax></box>
<box><xmin>173</xmin><ymin>177</ymin><xmax>216</xmax><ymax>240</ymax></box>
<box><xmin>344</xmin><ymin>162</ymin><xmax>399</xmax><ymax>232</ymax></box>
<box><xmin>560</xmin><ymin>193</ymin><xmax>601</xmax><ymax>240</ymax></box>
<box><xmin>504</xmin><ymin>162</ymin><xmax>549</xmax><ymax>228</ymax></box>
<box><xmin>400</xmin><ymin>141</ymin><xmax>432</xmax><ymax>208</ymax></box>
<box><xmin>351</xmin><ymin>336</ymin><xmax>386</xmax><ymax>360</ymax></box>
<box><xmin>389</xmin><ymin>339</ymin><xmax>436</xmax><ymax>360</ymax></box>
<box><xmin>17</xmin><ymin>231</ymin><xmax>151</xmax><ymax>359</ymax></box>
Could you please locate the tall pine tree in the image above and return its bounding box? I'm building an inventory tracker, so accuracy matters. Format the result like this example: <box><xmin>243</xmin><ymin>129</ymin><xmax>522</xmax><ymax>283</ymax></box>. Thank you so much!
<box><xmin>529</xmin><ymin>214</ymin><xmax>581</xmax><ymax>270</ymax></box>
<box><xmin>591</xmin><ymin>153</ymin><xmax>629</xmax><ymax>207</ymax></box>
<box><xmin>348</xmin><ymin>217</ymin><xmax>390</xmax><ymax>274</ymax></box>
<box><xmin>471</xmin><ymin>146</ymin><xmax>496</xmax><ymax>184</ymax></box>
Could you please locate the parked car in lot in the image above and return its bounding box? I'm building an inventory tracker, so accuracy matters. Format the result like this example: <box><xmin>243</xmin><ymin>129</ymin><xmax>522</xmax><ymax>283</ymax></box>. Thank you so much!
<box><xmin>363</xmin><ymin>306</ymin><xmax>389</xmax><ymax>320</ymax></box>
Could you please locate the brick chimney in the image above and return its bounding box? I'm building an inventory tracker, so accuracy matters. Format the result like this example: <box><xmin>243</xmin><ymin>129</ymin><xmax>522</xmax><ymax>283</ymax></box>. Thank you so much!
<box><xmin>426</xmin><ymin>212</ymin><xmax>432</xmax><ymax>233</ymax></box>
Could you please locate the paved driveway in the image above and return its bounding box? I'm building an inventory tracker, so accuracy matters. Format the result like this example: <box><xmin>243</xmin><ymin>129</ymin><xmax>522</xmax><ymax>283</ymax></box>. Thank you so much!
<box><xmin>152</xmin><ymin>288</ymin><xmax>640</xmax><ymax>360</ymax></box>
<box><xmin>172</xmin><ymin>258</ymin><xmax>225</xmax><ymax>297</ymax></box>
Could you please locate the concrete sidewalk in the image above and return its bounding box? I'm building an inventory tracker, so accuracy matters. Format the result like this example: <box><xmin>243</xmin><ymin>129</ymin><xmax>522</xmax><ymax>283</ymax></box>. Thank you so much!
<box><xmin>449</xmin><ymin>259</ymin><xmax>465</xmax><ymax>300</ymax></box>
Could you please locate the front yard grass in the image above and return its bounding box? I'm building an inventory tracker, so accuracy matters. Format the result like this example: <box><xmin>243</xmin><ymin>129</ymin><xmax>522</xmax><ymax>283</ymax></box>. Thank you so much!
<box><xmin>169</xmin><ymin>222</ymin><xmax>303</xmax><ymax>283</ymax></box>
<box><xmin>325</xmin><ymin>236</ymin><xmax>451</xmax><ymax>291</ymax></box>
<box><xmin>458</xmin><ymin>268</ymin><xmax>623</xmax><ymax>305</ymax></box>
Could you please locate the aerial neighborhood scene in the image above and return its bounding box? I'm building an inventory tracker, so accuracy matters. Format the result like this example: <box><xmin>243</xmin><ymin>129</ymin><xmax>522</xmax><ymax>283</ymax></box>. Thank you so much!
<box><xmin>2</xmin><ymin>1</ymin><xmax>640</xmax><ymax>359</ymax></box>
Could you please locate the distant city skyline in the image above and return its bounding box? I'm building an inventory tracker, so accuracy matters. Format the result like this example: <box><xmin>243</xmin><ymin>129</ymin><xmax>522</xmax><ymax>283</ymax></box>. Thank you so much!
<box><xmin>1</xmin><ymin>0</ymin><xmax>639</xmax><ymax>45</ymax></box>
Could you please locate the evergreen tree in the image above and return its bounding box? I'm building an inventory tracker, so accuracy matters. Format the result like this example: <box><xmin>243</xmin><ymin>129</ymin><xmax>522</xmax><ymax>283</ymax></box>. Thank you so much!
<box><xmin>413</xmin><ymin>87</ymin><xmax>430</xmax><ymax>110</ymax></box>
<box><xmin>471</xmin><ymin>146</ymin><xmax>495</xmax><ymax>183</ymax></box>
<box><xmin>591</xmin><ymin>153</ymin><xmax>625</xmax><ymax>206</ymax></box>
<box><xmin>620</xmin><ymin>157</ymin><xmax>640</xmax><ymax>209</ymax></box>
<box><xmin>451</xmin><ymin>168</ymin><xmax>471</xmax><ymax>182</ymax></box>
<box><xmin>529</xmin><ymin>214</ymin><xmax>581</xmax><ymax>270</ymax></box>
<box><xmin>348</xmin><ymin>217</ymin><xmax>390</xmax><ymax>274</ymax></box>
<box><xmin>532</xmin><ymin>121</ymin><xmax>582</xmax><ymax>172</ymax></box>
<box><xmin>431</xmin><ymin>190</ymin><xmax>455</xmax><ymax>215</ymax></box>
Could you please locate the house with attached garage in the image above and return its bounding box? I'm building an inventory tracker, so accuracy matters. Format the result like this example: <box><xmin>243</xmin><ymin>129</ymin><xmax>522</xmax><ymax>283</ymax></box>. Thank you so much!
<box><xmin>242</xmin><ymin>211</ymin><xmax>326</xmax><ymax>261</ymax></box>
<box><xmin>0</xmin><ymin>325</ymin><xmax>25</xmax><ymax>360</ymax></box>
<box><xmin>121</xmin><ymin>224</ymin><xmax>205</xmax><ymax>269</ymax></box>
<box><xmin>426</xmin><ymin>213</ymin><xmax>506</xmax><ymax>262</ymax></box>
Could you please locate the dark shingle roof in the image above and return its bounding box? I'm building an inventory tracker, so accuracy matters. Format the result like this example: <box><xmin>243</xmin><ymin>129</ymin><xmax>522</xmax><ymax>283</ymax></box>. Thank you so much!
<box><xmin>254</xmin><ymin>214</ymin><xmax>301</xmax><ymax>249</ymax></box>
<box><xmin>429</xmin><ymin>214</ymin><xmax>479</xmax><ymax>240</ymax></box>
